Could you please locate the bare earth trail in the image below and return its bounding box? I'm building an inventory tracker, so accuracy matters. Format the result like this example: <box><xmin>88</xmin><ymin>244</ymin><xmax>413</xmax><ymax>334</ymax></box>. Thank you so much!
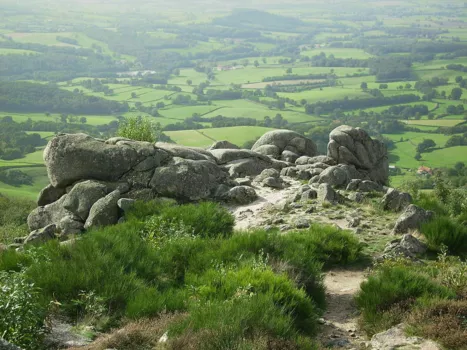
<box><xmin>226</xmin><ymin>179</ymin><xmax>368</xmax><ymax>348</ymax></box>
<box><xmin>319</xmin><ymin>269</ymin><xmax>367</xmax><ymax>349</ymax></box>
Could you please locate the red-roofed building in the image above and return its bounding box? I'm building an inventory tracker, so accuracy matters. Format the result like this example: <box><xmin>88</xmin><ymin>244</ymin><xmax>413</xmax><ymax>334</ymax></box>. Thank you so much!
<box><xmin>417</xmin><ymin>166</ymin><xmax>433</xmax><ymax>176</ymax></box>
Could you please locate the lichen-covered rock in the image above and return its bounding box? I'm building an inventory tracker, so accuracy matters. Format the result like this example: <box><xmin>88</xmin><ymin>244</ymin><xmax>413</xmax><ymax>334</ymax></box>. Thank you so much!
<box><xmin>255</xmin><ymin>168</ymin><xmax>280</xmax><ymax>182</ymax></box>
<box><xmin>317</xmin><ymin>183</ymin><xmax>339</xmax><ymax>203</ymax></box>
<box><xmin>24</xmin><ymin>224</ymin><xmax>57</xmax><ymax>245</ymax></box>
<box><xmin>382</xmin><ymin>188</ymin><xmax>412</xmax><ymax>212</ymax></box>
<box><xmin>280</xmin><ymin>150</ymin><xmax>299</xmax><ymax>163</ymax></box>
<box><xmin>37</xmin><ymin>184</ymin><xmax>66</xmax><ymax>206</ymax></box>
<box><xmin>207</xmin><ymin>140</ymin><xmax>239</xmax><ymax>150</ymax></box>
<box><xmin>150</xmin><ymin>157</ymin><xmax>229</xmax><ymax>201</ymax></box>
<box><xmin>346</xmin><ymin>179</ymin><xmax>383</xmax><ymax>192</ymax></box>
<box><xmin>327</xmin><ymin>125</ymin><xmax>388</xmax><ymax>185</ymax></box>
<box><xmin>117</xmin><ymin>198</ymin><xmax>136</xmax><ymax>213</ymax></box>
<box><xmin>370</xmin><ymin>324</ymin><xmax>441</xmax><ymax>350</ymax></box>
<box><xmin>317</xmin><ymin>164</ymin><xmax>362</xmax><ymax>187</ymax></box>
<box><xmin>295</xmin><ymin>155</ymin><xmax>336</xmax><ymax>166</ymax></box>
<box><xmin>28</xmin><ymin>195</ymin><xmax>71</xmax><ymax>231</ymax></box>
<box><xmin>263</xmin><ymin>176</ymin><xmax>284</xmax><ymax>189</ymax></box>
<box><xmin>253</xmin><ymin>144</ymin><xmax>280</xmax><ymax>158</ymax></box>
<box><xmin>225</xmin><ymin>186</ymin><xmax>258</xmax><ymax>205</ymax></box>
<box><xmin>392</xmin><ymin>205</ymin><xmax>434</xmax><ymax>234</ymax></box>
<box><xmin>62</xmin><ymin>180</ymin><xmax>108</xmax><ymax>221</ymax></box>
<box><xmin>84</xmin><ymin>191</ymin><xmax>121</xmax><ymax>229</ymax></box>
<box><xmin>57</xmin><ymin>216</ymin><xmax>84</xmax><ymax>236</ymax></box>
<box><xmin>156</xmin><ymin>142</ymin><xmax>213</xmax><ymax>161</ymax></box>
<box><xmin>44</xmin><ymin>133</ymin><xmax>146</xmax><ymax>187</ymax></box>
<box><xmin>252</xmin><ymin>130</ymin><xmax>317</xmax><ymax>160</ymax></box>
<box><xmin>210</xmin><ymin>149</ymin><xmax>269</xmax><ymax>165</ymax></box>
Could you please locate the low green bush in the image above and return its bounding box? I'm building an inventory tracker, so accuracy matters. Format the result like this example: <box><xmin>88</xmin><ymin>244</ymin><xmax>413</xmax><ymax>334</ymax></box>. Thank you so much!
<box><xmin>355</xmin><ymin>264</ymin><xmax>455</xmax><ymax>335</ymax></box>
<box><xmin>0</xmin><ymin>270</ymin><xmax>48</xmax><ymax>349</ymax></box>
<box><xmin>422</xmin><ymin>216</ymin><xmax>467</xmax><ymax>254</ymax></box>
<box><xmin>0</xmin><ymin>201</ymin><xmax>363</xmax><ymax>348</ymax></box>
<box><xmin>132</xmin><ymin>200</ymin><xmax>235</xmax><ymax>238</ymax></box>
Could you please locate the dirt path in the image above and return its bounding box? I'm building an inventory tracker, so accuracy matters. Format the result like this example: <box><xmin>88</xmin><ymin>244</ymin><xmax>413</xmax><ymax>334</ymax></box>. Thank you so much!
<box><xmin>318</xmin><ymin>269</ymin><xmax>367</xmax><ymax>349</ymax></box>
<box><xmin>229</xmin><ymin>179</ymin><xmax>302</xmax><ymax>231</ymax></box>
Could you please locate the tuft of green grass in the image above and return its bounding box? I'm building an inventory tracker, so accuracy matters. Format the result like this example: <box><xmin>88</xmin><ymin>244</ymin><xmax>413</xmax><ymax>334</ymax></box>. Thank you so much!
<box><xmin>422</xmin><ymin>217</ymin><xmax>467</xmax><ymax>255</ymax></box>
<box><xmin>355</xmin><ymin>264</ymin><xmax>455</xmax><ymax>336</ymax></box>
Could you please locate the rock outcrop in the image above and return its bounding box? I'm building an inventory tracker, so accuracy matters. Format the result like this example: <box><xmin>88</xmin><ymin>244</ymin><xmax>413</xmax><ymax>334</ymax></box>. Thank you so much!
<box><xmin>370</xmin><ymin>324</ymin><xmax>441</xmax><ymax>350</ymax></box>
<box><xmin>252</xmin><ymin>129</ymin><xmax>318</xmax><ymax>161</ymax></box>
<box><xmin>327</xmin><ymin>125</ymin><xmax>388</xmax><ymax>185</ymax></box>
<box><xmin>25</xmin><ymin>126</ymin><xmax>389</xmax><ymax>244</ymax></box>
<box><xmin>392</xmin><ymin>205</ymin><xmax>434</xmax><ymax>234</ymax></box>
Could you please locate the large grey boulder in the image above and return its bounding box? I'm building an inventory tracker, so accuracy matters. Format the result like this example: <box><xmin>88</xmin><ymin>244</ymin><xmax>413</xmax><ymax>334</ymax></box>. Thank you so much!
<box><xmin>392</xmin><ymin>205</ymin><xmax>434</xmax><ymax>234</ymax></box>
<box><xmin>37</xmin><ymin>184</ymin><xmax>66</xmax><ymax>206</ymax></box>
<box><xmin>62</xmin><ymin>180</ymin><xmax>108</xmax><ymax>221</ymax></box>
<box><xmin>84</xmin><ymin>191</ymin><xmax>121</xmax><ymax>229</ymax></box>
<box><xmin>370</xmin><ymin>324</ymin><xmax>441</xmax><ymax>350</ymax></box>
<box><xmin>208</xmin><ymin>140</ymin><xmax>239</xmax><ymax>150</ymax></box>
<box><xmin>150</xmin><ymin>157</ymin><xmax>229</xmax><ymax>201</ymax></box>
<box><xmin>317</xmin><ymin>183</ymin><xmax>339</xmax><ymax>203</ymax></box>
<box><xmin>295</xmin><ymin>155</ymin><xmax>336</xmax><ymax>166</ymax></box>
<box><xmin>327</xmin><ymin>125</ymin><xmax>388</xmax><ymax>185</ymax></box>
<box><xmin>225</xmin><ymin>157</ymin><xmax>280</xmax><ymax>178</ymax></box>
<box><xmin>24</xmin><ymin>224</ymin><xmax>57</xmax><ymax>245</ymax></box>
<box><xmin>317</xmin><ymin>164</ymin><xmax>362</xmax><ymax>187</ymax></box>
<box><xmin>209</xmin><ymin>149</ymin><xmax>269</xmax><ymax>165</ymax></box>
<box><xmin>57</xmin><ymin>216</ymin><xmax>84</xmax><ymax>236</ymax></box>
<box><xmin>253</xmin><ymin>144</ymin><xmax>280</xmax><ymax>158</ymax></box>
<box><xmin>252</xmin><ymin>130</ymin><xmax>318</xmax><ymax>160</ymax></box>
<box><xmin>382</xmin><ymin>188</ymin><xmax>412</xmax><ymax>212</ymax></box>
<box><xmin>383</xmin><ymin>234</ymin><xmax>427</xmax><ymax>259</ymax></box>
<box><xmin>44</xmin><ymin>134</ymin><xmax>147</xmax><ymax>187</ymax></box>
<box><xmin>255</xmin><ymin>168</ymin><xmax>284</xmax><ymax>189</ymax></box>
<box><xmin>225</xmin><ymin>186</ymin><xmax>258</xmax><ymax>205</ymax></box>
<box><xmin>27</xmin><ymin>195</ymin><xmax>71</xmax><ymax>231</ymax></box>
<box><xmin>156</xmin><ymin>142</ymin><xmax>213</xmax><ymax>161</ymax></box>
<box><xmin>346</xmin><ymin>179</ymin><xmax>383</xmax><ymax>192</ymax></box>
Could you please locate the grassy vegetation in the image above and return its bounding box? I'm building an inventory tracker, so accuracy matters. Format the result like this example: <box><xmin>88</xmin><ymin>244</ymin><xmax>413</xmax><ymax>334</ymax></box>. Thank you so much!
<box><xmin>0</xmin><ymin>200</ymin><xmax>363</xmax><ymax>349</ymax></box>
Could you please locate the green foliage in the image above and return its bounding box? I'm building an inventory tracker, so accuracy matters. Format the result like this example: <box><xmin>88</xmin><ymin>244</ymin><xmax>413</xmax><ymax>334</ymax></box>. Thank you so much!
<box><xmin>0</xmin><ymin>270</ymin><xmax>48</xmax><ymax>349</ymax></box>
<box><xmin>0</xmin><ymin>200</ymin><xmax>364</xmax><ymax>347</ymax></box>
<box><xmin>355</xmin><ymin>264</ymin><xmax>455</xmax><ymax>335</ymax></box>
<box><xmin>132</xmin><ymin>200</ymin><xmax>235</xmax><ymax>238</ymax></box>
<box><xmin>422</xmin><ymin>217</ymin><xmax>467</xmax><ymax>254</ymax></box>
<box><xmin>0</xmin><ymin>194</ymin><xmax>36</xmax><ymax>244</ymax></box>
<box><xmin>117</xmin><ymin>116</ymin><xmax>157</xmax><ymax>143</ymax></box>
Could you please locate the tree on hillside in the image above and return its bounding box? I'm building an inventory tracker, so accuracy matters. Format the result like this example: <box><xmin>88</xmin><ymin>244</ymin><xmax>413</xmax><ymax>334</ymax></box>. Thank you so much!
<box><xmin>131</xmin><ymin>92</ymin><xmax>137</xmax><ymax>99</ymax></box>
<box><xmin>186</xmin><ymin>79</ymin><xmax>192</xmax><ymax>86</ymax></box>
<box><xmin>415</xmin><ymin>152</ymin><xmax>422</xmax><ymax>161</ymax></box>
<box><xmin>360</xmin><ymin>82</ymin><xmax>368</xmax><ymax>90</ymax></box>
<box><xmin>416</xmin><ymin>139</ymin><xmax>436</xmax><ymax>153</ymax></box>
<box><xmin>80</xmin><ymin>116</ymin><xmax>87</xmax><ymax>124</ymax></box>
<box><xmin>450</xmin><ymin>87</ymin><xmax>463</xmax><ymax>100</ymax></box>
<box><xmin>405</xmin><ymin>83</ymin><xmax>412</xmax><ymax>89</ymax></box>
<box><xmin>286</xmin><ymin>68</ymin><xmax>293</xmax><ymax>74</ymax></box>
<box><xmin>455</xmin><ymin>76</ymin><xmax>464</xmax><ymax>83</ymax></box>
<box><xmin>254</xmin><ymin>60</ymin><xmax>259</xmax><ymax>68</ymax></box>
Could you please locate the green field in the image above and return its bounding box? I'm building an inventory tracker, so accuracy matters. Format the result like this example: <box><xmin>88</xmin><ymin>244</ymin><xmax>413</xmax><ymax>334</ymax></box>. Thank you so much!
<box><xmin>2</xmin><ymin>112</ymin><xmax>118</xmax><ymax>126</ymax></box>
<box><xmin>405</xmin><ymin>119</ymin><xmax>464</xmax><ymax>127</ymax></box>
<box><xmin>383</xmin><ymin>132</ymin><xmax>464</xmax><ymax>169</ymax></box>
<box><xmin>165</xmin><ymin>126</ymin><xmax>275</xmax><ymax>147</ymax></box>
<box><xmin>300</xmin><ymin>48</ymin><xmax>373</xmax><ymax>59</ymax></box>
<box><xmin>0</xmin><ymin>167</ymin><xmax>48</xmax><ymax>200</ymax></box>
<box><xmin>277</xmin><ymin>87</ymin><xmax>370</xmax><ymax>104</ymax></box>
<box><xmin>0</xmin><ymin>48</ymin><xmax>39</xmax><ymax>55</ymax></box>
<box><xmin>0</xmin><ymin>149</ymin><xmax>45</xmax><ymax>168</ymax></box>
